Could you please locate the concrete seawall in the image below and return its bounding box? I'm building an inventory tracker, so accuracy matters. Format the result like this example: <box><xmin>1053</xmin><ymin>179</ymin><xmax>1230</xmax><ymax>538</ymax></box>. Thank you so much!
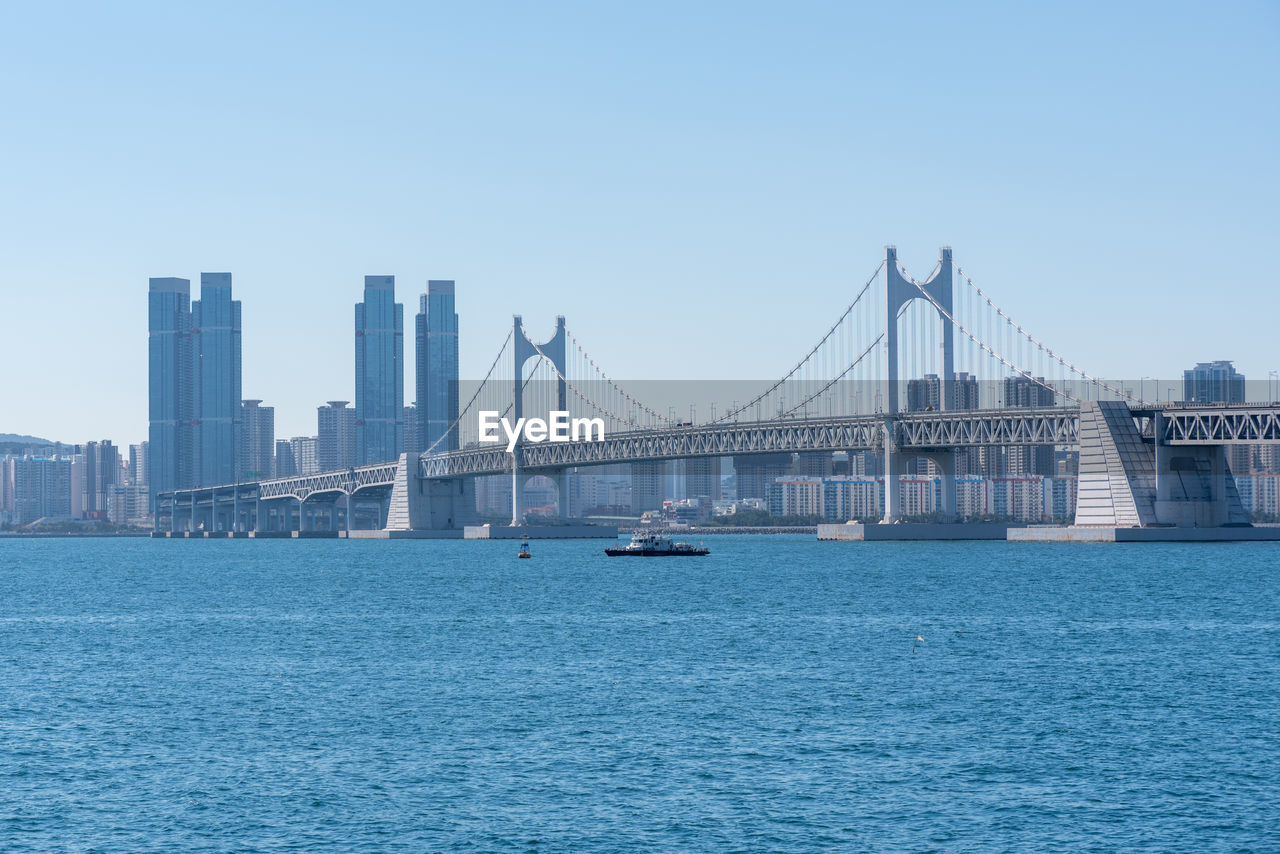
<box><xmin>1009</xmin><ymin>526</ymin><xmax>1280</xmax><ymax>542</ymax></box>
<box><xmin>817</xmin><ymin>522</ymin><xmax>1011</xmax><ymax>541</ymax></box>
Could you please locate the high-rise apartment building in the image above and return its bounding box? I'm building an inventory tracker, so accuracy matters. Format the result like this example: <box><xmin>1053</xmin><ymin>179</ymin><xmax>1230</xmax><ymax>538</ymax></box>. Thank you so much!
<box><xmin>631</xmin><ymin>461</ymin><xmax>666</xmax><ymax>512</ymax></box>
<box><xmin>317</xmin><ymin>402</ymin><xmax>356</xmax><ymax>471</ymax></box>
<box><xmin>417</xmin><ymin>280</ymin><xmax>459</xmax><ymax>453</ymax></box>
<box><xmin>1</xmin><ymin>456</ymin><xmax>73</xmax><ymax>524</ymax></box>
<box><xmin>239</xmin><ymin>400</ymin><xmax>275</xmax><ymax>479</ymax></box>
<box><xmin>147</xmin><ymin>277</ymin><xmax>193</xmax><ymax>503</ymax></box>
<box><xmin>127</xmin><ymin>443</ymin><xmax>148</xmax><ymax>489</ymax></box>
<box><xmin>275</xmin><ymin>439</ymin><xmax>297</xmax><ymax>478</ymax></box>
<box><xmin>79</xmin><ymin>440</ymin><xmax>121</xmax><ymax>519</ymax></box>
<box><xmin>733</xmin><ymin>453</ymin><xmax>794</xmax><ymax>501</ymax></box>
<box><xmin>906</xmin><ymin>372</ymin><xmax>981</xmax><ymax>412</ymax></box>
<box><xmin>290</xmin><ymin>436</ymin><xmax>319</xmax><ymax>476</ymax></box>
<box><xmin>1183</xmin><ymin>361</ymin><xmax>1245</xmax><ymax>404</ymax></box>
<box><xmin>192</xmin><ymin>273</ymin><xmax>242</xmax><ymax>486</ymax></box>
<box><xmin>685</xmin><ymin>457</ymin><xmax>722</xmax><ymax>499</ymax></box>
<box><xmin>355</xmin><ymin>276</ymin><xmax>404</xmax><ymax>465</ymax></box>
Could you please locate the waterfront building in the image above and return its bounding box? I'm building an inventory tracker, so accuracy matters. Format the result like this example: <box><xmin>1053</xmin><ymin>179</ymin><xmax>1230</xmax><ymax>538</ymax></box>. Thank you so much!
<box><xmin>991</xmin><ymin>475</ymin><xmax>1045</xmax><ymax>521</ymax></box>
<box><xmin>417</xmin><ymin>280</ymin><xmax>459</xmax><ymax>454</ymax></box>
<box><xmin>355</xmin><ymin>275</ymin><xmax>404</xmax><ymax>465</ymax></box>
<box><xmin>1044</xmin><ymin>476</ymin><xmax>1077</xmax><ymax>521</ymax></box>
<box><xmin>317</xmin><ymin>402</ymin><xmax>356</xmax><ymax>471</ymax></box>
<box><xmin>1</xmin><ymin>456</ymin><xmax>73</xmax><ymax>524</ymax></box>
<box><xmin>822</xmin><ymin>476</ymin><xmax>882</xmax><ymax>521</ymax></box>
<box><xmin>1234</xmin><ymin>474</ymin><xmax>1280</xmax><ymax>520</ymax></box>
<box><xmin>898</xmin><ymin>477</ymin><xmax>940</xmax><ymax>518</ymax></box>
<box><xmin>767</xmin><ymin>476</ymin><xmax>824</xmax><ymax>517</ymax></box>
<box><xmin>239</xmin><ymin>400</ymin><xmax>275</xmax><ymax>480</ymax></box>
<box><xmin>192</xmin><ymin>273</ymin><xmax>242</xmax><ymax>487</ymax></box>
<box><xmin>147</xmin><ymin>277</ymin><xmax>193</xmax><ymax>504</ymax></box>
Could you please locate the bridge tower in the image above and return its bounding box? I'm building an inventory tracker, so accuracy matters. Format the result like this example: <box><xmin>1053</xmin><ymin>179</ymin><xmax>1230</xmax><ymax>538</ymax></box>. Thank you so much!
<box><xmin>883</xmin><ymin>246</ymin><xmax>956</xmax><ymax>522</ymax></box>
<box><xmin>884</xmin><ymin>246</ymin><xmax>955</xmax><ymax>415</ymax></box>
<box><xmin>511</xmin><ymin>315</ymin><xmax>570</xmax><ymax>524</ymax></box>
<box><xmin>513</xmin><ymin>315</ymin><xmax>568</xmax><ymax>422</ymax></box>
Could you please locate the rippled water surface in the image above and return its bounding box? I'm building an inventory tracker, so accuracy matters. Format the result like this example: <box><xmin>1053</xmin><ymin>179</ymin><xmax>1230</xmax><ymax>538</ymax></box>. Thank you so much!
<box><xmin>1</xmin><ymin>536</ymin><xmax>1277</xmax><ymax>852</ymax></box>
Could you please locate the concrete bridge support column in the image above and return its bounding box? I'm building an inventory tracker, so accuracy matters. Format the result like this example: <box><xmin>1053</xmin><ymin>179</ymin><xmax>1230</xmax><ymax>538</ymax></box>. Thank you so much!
<box><xmin>883</xmin><ymin>440</ymin><xmax>906</xmax><ymax>523</ymax></box>
<box><xmin>551</xmin><ymin>468</ymin><xmax>569</xmax><ymax>519</ymax></box>
<box><xmin>924</xmin><ymin>451</ymin><xmax>957</xmax><ymax>521</ymax></box>
<box><xmin>511</xmin><ymin>450</ymin><xmax>523</xmax><ymax>526</ymax></box>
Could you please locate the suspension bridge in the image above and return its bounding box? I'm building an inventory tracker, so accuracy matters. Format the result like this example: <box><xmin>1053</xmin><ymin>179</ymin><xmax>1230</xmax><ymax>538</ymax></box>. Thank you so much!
<box><xmin>155</xmin><ymin>247</ymin><xmax>1280</xmax><ymax>537</ymax></box>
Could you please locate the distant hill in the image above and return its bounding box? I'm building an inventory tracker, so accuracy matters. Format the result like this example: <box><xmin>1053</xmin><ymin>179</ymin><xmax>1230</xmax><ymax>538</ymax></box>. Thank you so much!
<box><xmin>0</xmin><ymin>433</ymin><xmax>53</xmax><ymax>445</ymax></box>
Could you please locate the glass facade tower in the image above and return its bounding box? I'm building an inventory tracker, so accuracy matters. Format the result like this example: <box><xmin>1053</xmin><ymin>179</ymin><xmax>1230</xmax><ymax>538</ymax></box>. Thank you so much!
<box><xmin>416</xmin><ymin>280</ymin><xmax>460</xmax><ymax>454</ymax></box>
<box><xmin>192</xmin><ymin>273</ymin><xmax>242</xmax><ymax>486</ymax></box>
<box><xmin>147</xmin><ymin>277</ymin><xmax>192</xmax><ymax>505</ymax></box>
<box><xmin>355</xmin><ymin>276</ymin><xmax>404</xmax><ymax>465</ymax></box>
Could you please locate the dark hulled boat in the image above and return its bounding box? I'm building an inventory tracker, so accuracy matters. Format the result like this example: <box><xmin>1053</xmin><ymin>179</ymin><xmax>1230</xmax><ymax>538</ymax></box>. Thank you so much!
<box><xmin>605</xmin><ymin>530</ymin><xmax>709</xmax><ymax>557</ymax></box>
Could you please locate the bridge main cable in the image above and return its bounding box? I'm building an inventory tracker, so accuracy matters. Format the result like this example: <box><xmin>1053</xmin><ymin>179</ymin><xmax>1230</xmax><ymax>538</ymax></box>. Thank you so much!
<box><xmin>421</xmin><ymin>328</ymin><xmax>514</xmax><ymax>457</ymax></box>
<box><xmin>714</xmin><ymin>259</ymin><xmax>886</xmax><ymax>423</ymax></box>
<box><xmin>894</xmin><ymin>259</ymin><xmax>1082</xmax><ymax>405</ymax></box>
<box><xmin>949</xmin><ymin>260</ymin><xmax>1141</xmax><ymax>404</ymax></box>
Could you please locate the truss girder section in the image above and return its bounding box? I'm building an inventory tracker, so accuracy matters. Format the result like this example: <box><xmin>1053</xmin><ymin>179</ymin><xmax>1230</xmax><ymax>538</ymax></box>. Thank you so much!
<box><xmin>895</xmin><ymin>409</ymin><xmax>1078</xmax><ymax>449</ymax></box>
<box><xmin>1162</xmin><ymin>410</ymin><xmax>1280</xmax><ymax>445</ymax></box>
<box><xmin>256</xmin><ymin>461</ymin><xmax>399</xmax><ymax>501</ymax></box>
<box><xmin>418</xmin><ymin>410</ymin><xmax>1078</xmax><ymax>478</ymax></box>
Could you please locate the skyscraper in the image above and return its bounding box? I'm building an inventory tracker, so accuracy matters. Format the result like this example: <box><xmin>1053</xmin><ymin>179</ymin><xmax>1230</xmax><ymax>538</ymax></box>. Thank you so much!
<box><xmin>192</xmin><ymin>273</ymin><xmax>242</xmax><ymax>486</ymax></box>
<box><xmin>147</xmin><ymin>277</ymin><xmax>193</xmax><ymax>504</ymax></box>
<box><xmin>355</xmin><ymin>276</ymin><xmax>404</xmax><ymax>464</ymax></box>
<box><xmin>417</xmin><ymin>280</ymin><xmax>460</xmax><ymax>454</ymax></box>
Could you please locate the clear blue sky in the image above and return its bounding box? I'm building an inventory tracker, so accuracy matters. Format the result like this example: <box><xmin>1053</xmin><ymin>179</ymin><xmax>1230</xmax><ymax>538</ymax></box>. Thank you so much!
<box><xmin>1</xmin><ymin>1</ymin><xmax>1277</xmax><ymax>444</ymax></box>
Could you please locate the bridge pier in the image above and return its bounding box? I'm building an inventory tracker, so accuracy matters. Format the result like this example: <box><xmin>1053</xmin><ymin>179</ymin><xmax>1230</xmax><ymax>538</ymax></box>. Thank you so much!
<box><xmin>883</xmin><ymin>437</ymin><xmax>904</xmax><ymax>523</ymax></box>
<box><xmin>511</xmin><ymin>450</ymin><xmax>522</xmax><ymax>525</ymax></box>
<box><xmin>384</xmin><ymin>453</ymin><xmax>477</xmax><ymax>531</ymax></box>
<box><xmin>1075</xmin><ymin>401</ymin><xmax>1250</xmax><ymax>528</ymax></box>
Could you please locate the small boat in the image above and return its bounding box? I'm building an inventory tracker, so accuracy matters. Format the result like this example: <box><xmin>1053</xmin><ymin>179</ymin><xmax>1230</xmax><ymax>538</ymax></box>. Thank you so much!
<box><xmin>605</xmin><ymin>530</ymin><xmax>710</xmax><ymax>557</ymax></box>
<box><xmin>517</xmin><ymin>536</ymin><xmax>532</xmax><ymax>559</ymax></box>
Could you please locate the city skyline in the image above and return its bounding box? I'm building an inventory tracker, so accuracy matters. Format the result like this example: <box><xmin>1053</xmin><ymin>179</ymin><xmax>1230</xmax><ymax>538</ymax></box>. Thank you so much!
<box><xmin>2</xmin><ymin>2</ymin><xmax>1278</xmax><ymax>446</ymax></box>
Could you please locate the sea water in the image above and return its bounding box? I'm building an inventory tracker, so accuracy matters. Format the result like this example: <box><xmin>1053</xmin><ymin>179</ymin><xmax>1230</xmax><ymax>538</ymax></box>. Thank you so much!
<box><xmin>1</xmin><ymin>537</ymin><xmax>1276</xmax><ymax>852</ymax></box>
